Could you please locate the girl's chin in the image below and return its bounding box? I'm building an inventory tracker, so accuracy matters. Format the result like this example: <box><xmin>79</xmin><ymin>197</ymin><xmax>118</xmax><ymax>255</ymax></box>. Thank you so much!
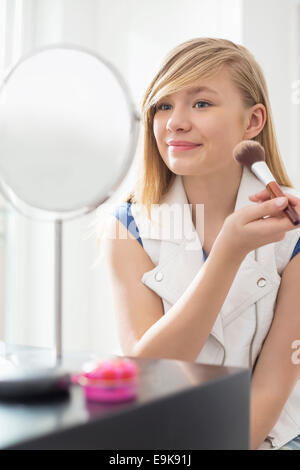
<box><xmin>164</xmin><ymin>160</ymin><xmax>203</xmax><ymax>176</ymax></box>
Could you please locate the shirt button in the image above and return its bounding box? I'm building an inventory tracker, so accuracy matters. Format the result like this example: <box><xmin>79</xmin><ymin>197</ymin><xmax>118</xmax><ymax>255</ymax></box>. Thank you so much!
<box><xmin>155</xmin><ymin>271</ymin><xmax>164</xmax><ymax>282</ymax></box>
<box><xmin>257</xmin><ymin>277</ymin><xmax>267</xmax><ymax>288</ymax></box>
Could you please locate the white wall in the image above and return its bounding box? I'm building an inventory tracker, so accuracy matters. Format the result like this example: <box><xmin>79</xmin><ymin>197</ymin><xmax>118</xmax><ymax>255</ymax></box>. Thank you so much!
<box><xmin>242</xmin><ymin>0</ymin><xmax>300</xmax><ymax>188</ymax></box>
<box><xmin>1</xmin><ymin>0</ymin><xmax>299</xmax><ymax>358</ymax></box>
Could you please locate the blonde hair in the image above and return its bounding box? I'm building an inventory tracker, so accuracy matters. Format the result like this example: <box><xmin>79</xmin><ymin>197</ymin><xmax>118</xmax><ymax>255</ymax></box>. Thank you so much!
<box><xmin>124</xmin><ymin>36</ymin><xmax>294</xmax><ymax>218</ymax></box>
<box><xmin>92</xmin><ymin>36</ymin><xmax>294</xmax><ymax>253</ymax></box>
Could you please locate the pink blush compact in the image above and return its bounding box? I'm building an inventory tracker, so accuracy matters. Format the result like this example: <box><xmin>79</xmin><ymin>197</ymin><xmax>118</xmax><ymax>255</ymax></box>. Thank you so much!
<box><xmin>72</xmin><ymin>358</ymin><xmax>139</xmax><ymax>403</ymax></box>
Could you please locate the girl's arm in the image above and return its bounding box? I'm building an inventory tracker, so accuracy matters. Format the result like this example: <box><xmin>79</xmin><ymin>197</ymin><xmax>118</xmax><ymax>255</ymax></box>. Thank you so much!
<box><xmin>250</xmin><ymin>252</ymin><xmax>300</xmax><ymax>449</ymax></box>
<box><xmin>103</xmin><ymin>216</ymin><xmax>244</xmax><ymax>362</ymax></box>
<box><xmin>132</xmin><ymin>233</ymin><xmax>244</xmax><ymax>361</ymax></box>
<box><xmin>102</xmin><ymin>195</ymin><xmax>292</xmax><ymax>362</ymax></box>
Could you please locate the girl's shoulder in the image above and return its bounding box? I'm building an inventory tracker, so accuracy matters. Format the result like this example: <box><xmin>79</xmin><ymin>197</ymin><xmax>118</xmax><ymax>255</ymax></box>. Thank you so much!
<box><xmin>111</xmin><ymin>201</ymin><xmax>143</xmax><ymax>247</ymax></box>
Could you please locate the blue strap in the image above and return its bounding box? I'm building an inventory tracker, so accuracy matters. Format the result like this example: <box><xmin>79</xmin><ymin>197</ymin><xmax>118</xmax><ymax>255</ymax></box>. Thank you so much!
<box><xmin>291</xmin><ymin>237</ymin><xmax>300</xmax><ymax>261</ymax></box>
<box><xmin>112</xmin><ymin>202</ymin><xmax>143</xmax><ymax>247</ymax></box>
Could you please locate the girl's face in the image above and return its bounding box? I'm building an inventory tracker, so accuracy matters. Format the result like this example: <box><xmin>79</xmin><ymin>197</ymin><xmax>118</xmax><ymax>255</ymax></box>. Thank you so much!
<box><xmin>153</xmin><ymin>66</ymin><xmax>255</xmax><ymax>176</ymax></box>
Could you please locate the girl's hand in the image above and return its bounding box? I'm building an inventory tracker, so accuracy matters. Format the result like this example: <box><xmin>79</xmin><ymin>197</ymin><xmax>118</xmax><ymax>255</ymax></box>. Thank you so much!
<box><xmin>217</xmin><ymin>190</ymin><xmax>300</xmax><ymax>257</ymax></box>
<box><xmin>249</xmin><ymin>188</ymin><xmax>300</xmax><ymax>206</ymax></box>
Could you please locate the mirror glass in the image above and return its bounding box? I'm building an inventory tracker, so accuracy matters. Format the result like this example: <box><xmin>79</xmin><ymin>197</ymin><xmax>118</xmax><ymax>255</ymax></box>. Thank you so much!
<box><xmin>0</xmin><ymin>46</ymin><xmax>139</xmax><ymax>220</ymax></box>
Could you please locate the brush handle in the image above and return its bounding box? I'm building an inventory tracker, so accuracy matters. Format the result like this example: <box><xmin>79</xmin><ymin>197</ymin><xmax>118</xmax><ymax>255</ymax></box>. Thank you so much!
<box><xmin>267</xmin><ymin>181</ymin><xmax>300</xmax><ymax>226</ymax></box>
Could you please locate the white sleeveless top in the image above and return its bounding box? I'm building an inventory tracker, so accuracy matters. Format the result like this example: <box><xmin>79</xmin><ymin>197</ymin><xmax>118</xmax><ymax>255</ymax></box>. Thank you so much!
<box><xmin>130</xmin><ymin>166</ymin><xmax>300</xmax><ymax>449</ymax></box>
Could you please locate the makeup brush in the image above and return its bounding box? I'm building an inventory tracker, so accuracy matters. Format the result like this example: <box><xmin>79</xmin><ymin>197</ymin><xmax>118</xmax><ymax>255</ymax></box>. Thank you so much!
<box><xmin>233</xmin><ymin>140</ymin><xmax>300</xmax><ymax>226</ymax></box>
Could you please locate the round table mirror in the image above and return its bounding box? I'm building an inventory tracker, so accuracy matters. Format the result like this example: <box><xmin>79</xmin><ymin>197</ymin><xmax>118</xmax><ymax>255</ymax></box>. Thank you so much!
<box><xmin>0</xmin><ymin>45</ymin><xmax>140</xmax><ymax>363</ymax></box>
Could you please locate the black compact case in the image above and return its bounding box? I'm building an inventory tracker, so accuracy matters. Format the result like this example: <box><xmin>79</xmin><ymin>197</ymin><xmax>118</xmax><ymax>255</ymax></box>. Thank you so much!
<box><xmin>0</xmin><ymin>367</ymin><xmax>70</xmax><ymax>401</ymax></box>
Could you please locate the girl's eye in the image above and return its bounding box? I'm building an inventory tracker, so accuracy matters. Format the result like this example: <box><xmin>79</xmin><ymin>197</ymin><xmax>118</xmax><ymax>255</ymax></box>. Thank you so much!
<box><xmin>155</xmin><ymin>101</ymin><xmax>210</xmax><ymax>111</ymax></box>
<box><xmin>156</xmin><ymin>103</ymin><xmax>171</xmax><ymax>111</ymax></box>
<box><xmin>194</xmin><ymin>101</ymin><xmax>210</xmax><ymax>108</ymax></box>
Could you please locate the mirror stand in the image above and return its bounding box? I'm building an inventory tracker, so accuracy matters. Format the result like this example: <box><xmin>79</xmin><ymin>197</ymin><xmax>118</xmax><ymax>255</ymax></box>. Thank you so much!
<box><xmin>54</xmin><ymin>220</ymin><xmax>63</xmax><ymax>364</ymax></box>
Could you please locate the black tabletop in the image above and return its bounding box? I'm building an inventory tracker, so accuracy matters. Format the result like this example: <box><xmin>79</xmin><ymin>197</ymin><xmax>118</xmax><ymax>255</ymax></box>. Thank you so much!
<box><xmin>0</xmin><ymin>344</ymin><xmax>251</xmax><ymax>449</ymax></box>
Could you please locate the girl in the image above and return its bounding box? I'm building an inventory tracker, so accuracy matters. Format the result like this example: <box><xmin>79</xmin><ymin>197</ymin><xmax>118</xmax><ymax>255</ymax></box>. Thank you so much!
<box><xmin>101</xmin><ymin>38</ymin><xmax>300</xmax><ymax>450</ymax></box>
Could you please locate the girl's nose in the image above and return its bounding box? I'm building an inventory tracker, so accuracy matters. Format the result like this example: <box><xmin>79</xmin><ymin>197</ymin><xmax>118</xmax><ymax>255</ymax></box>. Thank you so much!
<box><xmin>166</xmin><ymin>108</ymin><xmax>192</xmax><ymax>133</ymax></box>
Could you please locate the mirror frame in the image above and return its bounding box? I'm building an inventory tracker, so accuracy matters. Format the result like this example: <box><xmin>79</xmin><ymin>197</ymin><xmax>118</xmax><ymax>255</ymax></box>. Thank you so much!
<box><xmin>0</xmin><ymin>44</ymin><xmax>140</xmax><ymax>221</ymax></box>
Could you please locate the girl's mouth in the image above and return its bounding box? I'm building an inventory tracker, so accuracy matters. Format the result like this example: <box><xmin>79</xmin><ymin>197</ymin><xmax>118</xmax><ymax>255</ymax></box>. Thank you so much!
<box><xmin>169</xmin><ymin>144</ymin><xmax>202</xmax><ymax>152</ymax></box>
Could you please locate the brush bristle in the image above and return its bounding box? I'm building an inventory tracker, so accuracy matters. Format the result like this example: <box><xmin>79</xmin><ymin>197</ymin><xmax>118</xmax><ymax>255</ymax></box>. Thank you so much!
<box><xmin>233</xmin><ymin>140</ymin><xmax>265</xmax><ymax>170</ymax></box>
